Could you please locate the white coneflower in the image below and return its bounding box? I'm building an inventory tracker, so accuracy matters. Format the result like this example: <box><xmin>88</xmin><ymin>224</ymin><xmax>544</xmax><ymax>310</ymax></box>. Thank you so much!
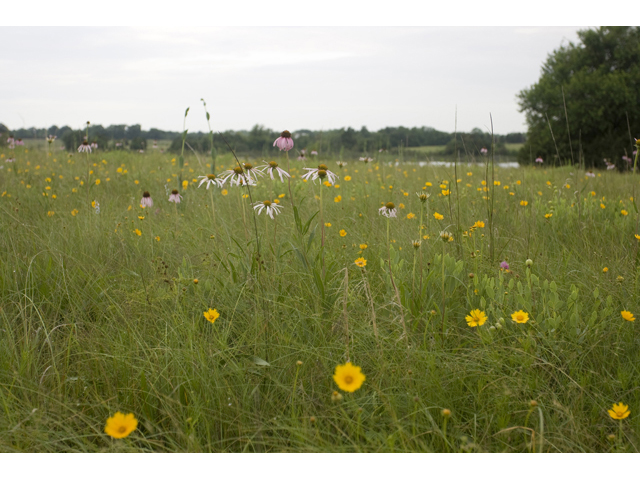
<box><xmin>440</xmin><ymin>231</ymin><xmax>454</xmax><ymax>242</ymax></box>
<box><xmin>252</xmin><ymin>199</ymin><xmax>284</xmax><ymax>219</ymax></box>
<box><xmin>5</xmin><ymin>157</ymin><xmax>15</xmax><ymax>163</ymax></box>
<box><xmin>221</xmin><ymin>166</ymin><xmax>256</xmax><ymax>187</ymax></box>
<box><xmin>412</xmin><ymin>240</ymin><xmax>422</xmax><ymax>249</ymax></box>
<box><xmin>90</xmin><ymin>142</ymin><xmax>98</xmax><ymax>149</ymax></box>
<box><xmin>168</xmin><ymin>189</ymin><xmax>183</xmax><ymax>203</ymax></box>
<box><xmin>46</xmin><ymin>135</ymin><xmax>56</xmax><ymax>144</ymax></box>
<box><xmin>78</xmin><ymin>141</ymin><xmax>91</xmax><ymax>153</ymax></box>
<box><xmin>359</xmin><ymin>157</ymin><xmax>373</xmax><ymax>163</ymax></box>
<box><xmin>140</xmin><ymin>191</ymin><xmax>153</xmax><ymax>208</ymax></box>
<box><xmin>198</xmin><ymin>173</ymin><xmax>225</xmax><ymax>189</ymax></box>
<box><xmin>379</xmin><ymin>202</ymin><xmax>398</xmax><ymax>218</ymax></box>
<box><xmin>416</xmin><ymin>192</ymin><xmax>430</xmax><ymax>202</ymax></box>
<box><xmin>297</xmin><ymin>152</ymin><xmax>306</xmax><ymax>161</ymax></box>
<box><xmin>301</xmin><ymin>164</ymin><xmax>339</xmax><ymax>185</ymax></box>
<box><xmin>261</xmin><ymin>160</ymin><xmax>291</xmax><ymax>182</ymax></box>
<box><xmin>241</xmin><ymin>162</ymin><xmax>264</xmax><ymax>183</ymax></box>
<box><xmin>336</xmin><ymin>161</ymin><xmax>347</xmax><ymax>168</ymax></box>
<box><xmin>115</xmin><ymin>143</ymin><xmax>123</xmax><ymax>147</ymax></box>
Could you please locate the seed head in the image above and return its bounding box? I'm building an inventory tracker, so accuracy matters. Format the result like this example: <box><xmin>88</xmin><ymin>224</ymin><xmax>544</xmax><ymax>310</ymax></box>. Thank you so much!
<box><xmin>233</xmin><ymin>166</ymin><xmax>244</xmax><ymax>175</ymax></box>
<box><xmin>317</xmin><ymin>169</ymin><xmax>327</xmax><ymax>178</ymax></box>
<box><xmin>386</xmin><ymin>202</ymin><xmax>395</xmax><ymax>210</ymax></box>
<box><xmin>318</xmin><ymin>164</ymin><xmax>328</xmax><ymax>171</ymax></box>
<box><xmin>269</xmin><ymin>161</ymin><xmax>279</xmax><ymax>168</ymax></box>
<box><xmin>142</xmin><ymin>191</ymin><xmax>151</xmax><ymax>198</ymax></box>
<box><xmin>280</xmin><ymin>130</ymin><xmax>292</xmax><ymax>139</ymax></box>
<box><xmin>441</xmin><ymin>409</ymin><xmax>451</xmax><ymax>418</ymax></box>
<box><xmin>171</xmin><ymin>189</ymin><xmax>179</xmax><ymax>195</ymax></box>
<box><xmin>263</xmin><ymin>200</ymin><xmax>272</xmax><ymax>207</ymax></box>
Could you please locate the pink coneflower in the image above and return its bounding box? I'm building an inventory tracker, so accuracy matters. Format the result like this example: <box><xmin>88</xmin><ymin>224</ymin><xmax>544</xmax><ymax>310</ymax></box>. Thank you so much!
<box><xmin>480</xmin><ymin>147</ymin><xmax>488</xmax><ymax>155</ymax></box>
<box><xmin>78</xmin><ymin>141</ymin><xmax>91</xmax><ymax>153</ymax></box>
<box><xmin>535</xmin><ymin>157</ymin><xmax>544</xmax><ymax>163</ymax></box>
<box><xmin>500</xmin><ymin>261</ymin><xmax>510</xmax><ymax>270</ymax></box>
<box><xmin>90</xmin><ymin>142</ymin><xmax>98</xmax><ymax>149</ymax></box>
<box><xmin>140</xmin><ymin>191</ymin><xmax>153</xmax><ymax>208</ymax></box>
<box><xmin>297</xmin><ymin>151</ymin><xmax>306</xmax><ymax>161</ymax></box>
<box><xmin>604</xmin><ymin>159</ymin><xmax>616</xmax><ymax>170</ymax></box>
<box><xmin>586</xmin><ymin>171</ymin><xmax>596</xmax><ymax>178</ymax></box>
<box><xmin>6</xmin><ymin>135</ymin><xmax>14</xmax><ymax>144</ymax></box>
<box><xmin>261</xmin><ymin>160</ymin><xmax>290</xmax><ymax>182</ymax></box>
<box><xmin>15</xmin><ymin>138</ymin><xmax>24</xmax><ymax>146</ymax></box>
<box><xmin>622</xmin><ymin>155</ymin><xmax>632</xmax><ymax>163</ymax></box>
<box><xmin>311</xmin><ymin>150</ymin><xmax>318</xmax><ymax>156</ymax></box>
<box><xmin>5</xmin><ymin>157</ymin><xmax>15</xmax><ymax>163</ymax></box>
<box><xmin>302</xmin><ymin>164</ymin><xmax>339</xmax><ymax>185</ymax></box>
<box><xmin>168</xmin><ymin>189</ymin><xmax>183</xmax><ymax>203</ymax></box>
<box><xmin>115</xmin><ymin>143</ymin><xmax>123</xmax><ymax>147</ymax></box>
<box><xmin>273</xmin><ymin>130</ymin><xmax>294</xmax><ymax>151</ymax></box>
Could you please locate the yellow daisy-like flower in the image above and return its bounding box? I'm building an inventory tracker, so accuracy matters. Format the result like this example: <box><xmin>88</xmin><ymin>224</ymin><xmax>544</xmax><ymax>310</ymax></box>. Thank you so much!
<box><xmin>635</xmin><ymin>234</ymin><xmax>640</xmax><ymax>241</ymax></box>
<box><xmin>354</xmin><ymin>257</ymin><xmax>367</xmax><ymax>268</ymax></box>
<box><xmin>600</xmin><ymin>203</ymin><xmax>606</xmax><ymax>209</ymax></box>
<box><xmin>339</xmin><ymin>229</ymin><xmax>347</xmax><ymax>237</ymax></box>
<box><xmin>407</xmin><ymin>213</ymin><xmax>416</xmax><ymax>219</ymax></box>
<box><xmin>465</xmin><ymin>309</ymin><xmax>487</xmax><ymax>327</ymax></box>
<box><xmin>134</xmin><ymin>229</ymin><xmax>141</xmax><ymax>236</ymax></box>
<box><xmin>544</xmin><ymin>213</ymin><xmax>553</xmax><ymax>219</ymax></box>
<box><xmin>155</xmin><ymin>236</ymin><xmax>160</xmax><ymax>242</ymax></box>
<box><xmin>334</xmin><ymin>195</ymin><xmax>342</xmax><ymax>203</ymax></box>
<box><xmin>511</xmin><ymin>310</ymin><xmax>529</xmax><ymax>324</ymax></box>
<box><xmin>602</xmin><ymin>267</ymin><xmax>608</xmax><ymax>273</ymax></box>
<box><xmin>472</xmin><ymin>221</ymin><xmax>485</xmax><ymax>228</ymax></box>
<box><xmin>278</xmin><ymin>193</ymin><xmax>286</xmax><ymax>198</ymax></box>
<box><xmin>333</xmin><ymin>362</ymin><xmax>366</xmax><ymax>392</ymax></box>
<box><xmin>95</xmin><ymin>179</ymin><xmax>101</xmax><ymax>185</ymax></box>
<box><xmin>359</xmin><ymin>243</ymin><xmax>368</xmax><ymax>250</ymax></box>
<box><xmin>621</xmin><ymin>210</ymin><xmax>628</xmax><ymax>216</ymax></box>
<box><xmin>608</xmin><ymin>402</ymin><xmax>630</xmax><ymax>420</ymax></box>
<box><xmin>325</xmin><ymin>223</ymin><xmax>332</xmax><ymax>227</ymax></box>
<box><xmin>520</xmin><ymin>200</ymin><xmax>528</xmax><ymax>206</ymax></box>
<box><xmin>221</xmin><ymin>189</ymin><xmax>228</xmax><ymax>196</ymax></box>
<box><xmin>433</xmin><ymin>212</ymin><xmax>444</xmax><ymax>220</ymax></box>
<box><xmin>344</xmin><ymin>176</ymin><xmax>351</xmax><ymax>181</ymax></box>
<box><xmin>621</xmin><ymin>310</ymin><xmax>635</xmax><ymax>322</ymax></box>
<box><xmin>47</xmin><ymin>211</ymin><xmax>55</xmax><ymax>217</ymax></box>
<box><xmin>105</xmin><ymin>412</ymin><xmax>138</xmax><ymax>439</ymax></box>
<box><xmin>204</xmin><ymin>308</ymin><xmax>220</xmax><ymax>324</ymax></box>
<box><xmin>71</xmin><ymin>209</ymin><xmax>79</xmax><ymax>216</ymax></box>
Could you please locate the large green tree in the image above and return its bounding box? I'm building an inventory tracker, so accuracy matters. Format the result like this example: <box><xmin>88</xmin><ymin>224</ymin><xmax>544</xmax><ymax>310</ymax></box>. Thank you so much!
<box><xmin>518</xmin><ymin>26</ymin><xmax>640</xmax><ymax>169</ymax></box>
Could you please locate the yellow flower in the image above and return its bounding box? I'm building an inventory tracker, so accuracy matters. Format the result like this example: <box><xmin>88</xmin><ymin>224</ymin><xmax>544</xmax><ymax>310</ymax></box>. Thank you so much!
<box><xmin>636</xmin><ymin>234</ymin><xmax>640</xmax><ymax>241</ymax></box>
<box><xmin>442</xmin><ymin>189</ymin><xmax>450</xmax><ymax>196</ymax></box>
<box><xmin>494</xmin><ymin>181</ymin><xmax>500</xmax><ymax>186</ymax></box>
<box><xmin>511</xmin><ymin>310</ymin><xmax>529</xmax><ymax>324</ymax></box>
<box><xmin>138</xmin><ymin>216</ymin><xmax>144</xmax><ymax>220</ymax></box>
<box><xmin>333</xmin><ymin>362</ymin><xmax>366</xmax><ymax>392</ymax></box>
<box><xmin>621</xmin><ymin>311</ymin><xmax>635</xmax><ymax>322</ymax></box>
<box><xmin>602</xmin><ymin>267</ymin><xmax>608</xmax><ymax>273</ymax></box>
<box><xmin>71</xmin><ymin>209</ymin><xmax>79</xmax><ymax>216</ymax></box>
<box><xmin>621</xmin><ymin>210</ymin><xmax>628</xmax><ymax>216</ymax></box>
<box><xmin>608</xmin><ymin>402</ymin><xmax>630</xmax><ymax>420</ymax></box>
<box><xmin>105</xmin><ymin>412</ymin><xmax>138</xmax><ymax>439</ymax></box>
<box><xmin>467</xmin><ymin>172</ymin><xmax>473</xmax><ymax>176</ymax></box>
<box><xmin>325</xmin><ymin>223</ymin><xmax>332</xmax><ymax>227</ymax></box>
<box><xmin>565</xmin><ymin>184</ymin><xmax>570</xmax><ymax>189</ymax></box>
<box><xmin>359</xmin><ymin>244</ymin><xmax>368</xmax><ymax>250</ymax></box>
<box><xmin>425</xmin><ymin>182</ymin><xmax>432</xmax><ymax>187</ymax></box>
<box><xmin>204</xmin><ymin>308</ymin><xmax>220</xmax><ymax>324</ymax></box>
<box><xmin>278</xmin><ymin>193</ymin><xmax>285</xmax><ymax>198</ymax></box>
<box><xmin>407</xmin><ymin>212</ymin><xmax>416</xmax><ymax>219</ymax></box>
<box><xmin>182</xmin><ymin>180</ymin><xmax>188</xmax><ymax>189</ymax></box>
<box><xmin>339</xmin><ymin>229</ymin><xmax>347</xmax><ymax>237</ymax></box>
<box><xmin>221</xmin><ymin>189</ymin><xmax>228</xmax><ymax>196</ymax></box>
<box><xmin>600</xmin><ymin>203</ymin><xmax>606</xmax><ymax>209</ymax></box>
<box><xmin>354</xmin><ymin>257</ymin><xmax>367</xmax><ymax>268</ymax></box>
<box><xmin>399</xmin><ymin>203</ymin><xmax>405</xmax><ymax>209</ymax></box>
<box><xmin>47</xmin><ymin>211</ymin><xmax>55</xmax><ymax>217</ymax></box>
<box><xmin>344</xmin><ymin>176</ymin><xmax>351</xmax><ymax>181</ymax></box>
<box><xmin>95</xmin><ymin>179</ymin><xmax>101</xmax><ymax>185</ymax></box>
<box><xmin>465</xmin><ymin>309</ymin><xmax>487</xmax><ymax>327</ymax></box>
<box><xmin>155</xmin><ymin>236</ymin><xmax>160</xmax><ymax>242</ymax></box>
<box><xmin>590</xmin><ymin>191</ymin><xmax>596</xmax><ymax>197</ymax></box>
<box><xmin>545</xmin><ymin>213</ymin><xmax>553</xmax><ymax>219</ymax></box>
<box><xmin>134</xmin><ymin>229</ymin><xmax>142</xmax><ymax>236</ymax></box>
<box><xmin>423</xmin><ymin>235</ymin><xmax>430</xmax><ymax>240</ymax></box>
<box><xmin>520</xmin><ymin>200</ymin><xmax>528</xmax><ymax>206</ymax></box>
<box><xmin>472</xmin><ymin>221</ymin><xmax>485</xmax><ymax>228</ymax></box>
<box><xmin>433</xmin><ymin>212</ymin><xmax>444</xmax><ymax>220</ymax></box>
<box><xmin>334</xmin><ymin>195</ymin><xmax>342</xmax><ymax>203</ymax></box>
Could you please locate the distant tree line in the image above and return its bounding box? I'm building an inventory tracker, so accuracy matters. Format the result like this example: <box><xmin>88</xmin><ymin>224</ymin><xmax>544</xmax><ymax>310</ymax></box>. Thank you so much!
<box><xmin>0</xmin><ymin>122</ymin><xmax>525</xmax><ymax>157</ymax></box>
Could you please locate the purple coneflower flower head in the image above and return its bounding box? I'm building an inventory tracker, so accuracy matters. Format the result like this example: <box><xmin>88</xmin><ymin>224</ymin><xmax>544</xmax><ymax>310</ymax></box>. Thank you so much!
<box><xmin>168</xmin><ymin>189</ymin><xmax>183</xmax><ymax>203</ymax></box>
<box><xmin>605</xmin><ymin>159</ymin><xmax>616</xmax><ymax>170</ymax></box>
<box><xmin>90</xmin><ymin>142</ymin><xmax>98</xmax><ymax>149</ymax></box>
<box><xmin>15</xmin><ymin>138</ymin><xmax>24</xmax><ymax>146</ymax></box>
<box><xmin>5</xmin><ymin>157</ymin><xmax>15</xmax><ymax>163</ymax></box>
<box><xmin>7</xmin><ymin>135</ymin><xmax>14</xmax><ymax>144</ymax></box>
<box><xmin>115</xmin><ymin>143</ymin><xmax>123</xmax><ymax>147</ymax></box>
<box><xmin>535</xmin><ymin>157</ymin><xmax>544</xmax><ymax>163</ymax></box>
<box><xmin>586</xmin><ymin>171</ymin><xmax>596</xmax><ymax>178</ymax></box>
<box><xmin>480</xmin><ymin>147</ymin><xmax>488</xmax><ymax>155</ymax></box>
<box><xmin>198</xmin><ymin>173</ymin><xmax>225</xmax><ymax>189</ymax></box>
<box><xmin>622</xmin><ymin>155</ymin><xmax>632</xmax><ymax>163</ymax></box>
<box><xmin>500</xmin><ymin>261</ymin><xmax>510</xmax><ymax>270</ymax></box>
<box><xmin>140</xmin><ymin>191</ymin><xmax>153</xmax><ymax>208</ymax></box>
<box><xmin>273</xmin><ymin>130</ymin><xmax>294</xmax><ymax>151</ymax></box>
<box><xmin>252</xmin><ymin>200</ymin><xmax>284</xmax><ymax>219</ymax></box>
<box><xmin>78</xmin><ymin>141</ymin><xmax>92</xmax><ymax>153</ymax></box>
<box><xmin>310</xmin><ymin>150</ymin><xmax>318</xmax><ymax>156</ymax></box>
<box><xmin>261</xmin><ymin>160</ymin><xmax>291</xmax><ymax>183</ymax></box>
<box><xmin>301</xmin><ymin>164</ymin><xmax>339</xmax><ymax>185</ymax></box>
<box><xmin>378</xmin><ymin>202</ymin><xmax>398</xmax><ymax>218</ymax></box>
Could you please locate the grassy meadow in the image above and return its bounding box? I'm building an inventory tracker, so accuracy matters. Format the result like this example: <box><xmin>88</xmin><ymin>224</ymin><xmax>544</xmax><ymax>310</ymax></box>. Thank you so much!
<box><xmin>0</xmin><ymin>143</ymin><xmax>639</xmax><ymax>452</ymax></box>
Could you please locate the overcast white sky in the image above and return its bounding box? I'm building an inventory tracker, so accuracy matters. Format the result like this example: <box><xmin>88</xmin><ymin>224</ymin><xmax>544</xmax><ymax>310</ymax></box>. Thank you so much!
<box><xmin>2</xmin><ymin>26</ymin><xmax>584</xmax><ymax>134</ymax></box>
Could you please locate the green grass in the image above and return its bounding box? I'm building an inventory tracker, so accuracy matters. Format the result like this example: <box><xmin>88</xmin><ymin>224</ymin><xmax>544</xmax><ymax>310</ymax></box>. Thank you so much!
<box><xmin>0</xmin><ymin>147</ymin><xmax>638</xmax><ymax>452</ymax></box>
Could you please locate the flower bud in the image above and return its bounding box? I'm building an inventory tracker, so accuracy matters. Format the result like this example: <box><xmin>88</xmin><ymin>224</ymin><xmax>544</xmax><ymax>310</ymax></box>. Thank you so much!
<box><xmin>441</xmin><ymin>409</ymin><xmax>451</xmax><ymax>418</ymax></box>
<box><xmin>529</xmin><ymin>400</ymin><xmax>538</xmax><ymax>408</ymax></box>
<box><xmin>526</xmin><ymin>259</ymin><xmax>533</xmax><ymax>267</ymax></box>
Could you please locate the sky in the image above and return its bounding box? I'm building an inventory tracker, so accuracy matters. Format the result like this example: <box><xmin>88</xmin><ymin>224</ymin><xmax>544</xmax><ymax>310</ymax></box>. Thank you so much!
<box><xmin>2</xmin><ymin>26</ymin><xmax>585</xmax><ymax>135</ymax></box>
